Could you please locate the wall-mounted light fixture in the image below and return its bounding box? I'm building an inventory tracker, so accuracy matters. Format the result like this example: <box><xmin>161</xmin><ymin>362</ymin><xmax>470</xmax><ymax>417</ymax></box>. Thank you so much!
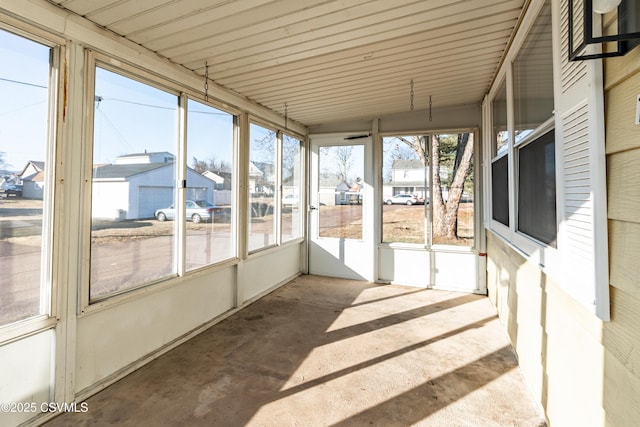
<box><xmin>568</xmin><ymin>0</ymin><xmax>640</xmax><ymax>61</ymax></box>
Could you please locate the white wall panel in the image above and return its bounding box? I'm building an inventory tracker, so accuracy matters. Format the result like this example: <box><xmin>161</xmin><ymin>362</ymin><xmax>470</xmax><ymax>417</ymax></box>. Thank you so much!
<box><xmin>242</xmin><ymin>244</ymin><xmax>302</xmax><ymax>302</ymax></box>
<box><xmin>378</xmin><ymin>247</ymin><xmax>479</xmax><ymax>293</ymax></box>
<box><xmin>378</xmin><ymin>246</ymin><xmax>430</xmax><ymax>287</ymax></box>
<box><xmin>0</xmin><ymin>330</ymin><xmax>54</xmax><ymax>426</ymax></box>
<box><xmin>75</xmin><ymin>268</ymin><xmax>234</xmax><ymax>393</ymax></box>
<box><xmin>432</xmin><ymin>251</ymin><xmax>479</xmax><ymax>292</ymax></box>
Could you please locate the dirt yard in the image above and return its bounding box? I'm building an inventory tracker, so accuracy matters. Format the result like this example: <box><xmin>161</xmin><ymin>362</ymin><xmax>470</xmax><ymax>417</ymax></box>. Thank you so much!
<box><xmin>1</xmin><ymin>198</ymin><xmax>473</xmax><ymax>245</ymax></box>
<box><xmin>320</xmin><ymin>203</ymin><xmax>474</xmax><ymax>246</ymax></box>
<box><xmin>1</xmin><ymin>199</ymin><xmax>474</xmax><ymax>324</ymax></box>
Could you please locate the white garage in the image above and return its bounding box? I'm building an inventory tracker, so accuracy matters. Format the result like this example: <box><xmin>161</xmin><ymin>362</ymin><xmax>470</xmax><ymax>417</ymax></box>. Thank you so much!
<box><xmin>92</xmin><ymin>163</ymin><xmax>216</xmax><ymax>220</ymax></box>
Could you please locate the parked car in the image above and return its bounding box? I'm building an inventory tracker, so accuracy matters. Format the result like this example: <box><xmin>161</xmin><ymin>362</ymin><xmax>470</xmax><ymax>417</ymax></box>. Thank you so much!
<box><xmin>384</xmin><ymin>194</ymin><xmax>421</xmax><ymax>205</ymax></box>
<box><xmin>0</xmin><ymin>184</ymin><xmax>23</xmax><ymax>198</ymax></box>
<box><xmin>155</xmin><ymin>200</ymin><xmax>223</xmax><ymax>223</ymax></box>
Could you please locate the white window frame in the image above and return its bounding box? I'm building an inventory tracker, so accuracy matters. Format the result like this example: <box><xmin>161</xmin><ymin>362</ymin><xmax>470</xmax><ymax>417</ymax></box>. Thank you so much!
<box><xmin>183</xmin><ymin>95</ymin><xmax>240</xmax><ymax>273</ymax></box>
<box><xmin>83</xmin><ymin>54</ymin><xmax>182</xmax><ymax>307</ymax></box>
<box><xmin>379</xmin><ymin>133</ymin><xmax>430</xmax><ymax>248</ymax></box>
<box><xmin>485</xmin><ymin>0</ymin><xmax>610</xmax><ymax>319</ymax></box>
<box><xmin>280</xmin><ymin>132</ymin><xmax>305</xmax><ymax>244</ymax></box>
<box><xmin>487</xmin><ymin>1</ymin><xmax>560</xmax><ymax>268</ymax></box>
<box><xmin>379</xmin><ymin>130</ymin><xmax>478</xmax><ymax>252</ymax></box>
<box><xmin>246</xmin><ymin>119</ymin><xmax>306</xmax><ymax>256</ymax></box>
<box><xmin>511</xmin><ymin>117</ymin><xmax>560</xmax><ymax>272</ymax></box>
<box><xmin>0</xmin><ymin>22</ymin><xmax>63</xmax><ymax>342</ymax></box>
<box><xmin>80</xmin><ymin>51</ymin><xmax>243</xmax><ymax>313</ymax></box>
<box><xmin>247</xmin><ymin>119</ymin><xmax>279</xmax><ymax>254</ymax></box>
<box><xmin>488</xmin><ymin>66</ymin><xmax>514</xmax><ymax>242</ymax></box>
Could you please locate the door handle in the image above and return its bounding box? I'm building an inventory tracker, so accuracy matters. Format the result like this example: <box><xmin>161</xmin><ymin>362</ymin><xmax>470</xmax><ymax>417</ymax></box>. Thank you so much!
<box><xmin>309</xmin><ymin>205</ymin><xmax>318</xmax><ymax>211</ymax></box>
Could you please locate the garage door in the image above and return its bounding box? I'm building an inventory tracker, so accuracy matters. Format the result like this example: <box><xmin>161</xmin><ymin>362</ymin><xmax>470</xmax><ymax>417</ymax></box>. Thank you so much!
<box><xmin>138</xmin><ymin>186</ymin><xmax>174</xmax><ymax>219</ymax></box>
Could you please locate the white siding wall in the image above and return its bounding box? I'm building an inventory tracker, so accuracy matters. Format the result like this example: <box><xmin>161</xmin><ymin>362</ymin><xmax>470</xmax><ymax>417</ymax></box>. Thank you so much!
<box><xmin>91</xmin><ymin>181</ymin><xmax>129</xmax><ymax>219</ymax></box>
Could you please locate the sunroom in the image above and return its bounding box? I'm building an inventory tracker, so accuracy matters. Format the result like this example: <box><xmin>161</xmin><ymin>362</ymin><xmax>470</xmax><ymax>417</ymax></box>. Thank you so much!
<box><xmin>1</xmin><ymin>0</ymin><xmax>639</xmax><ymax>426</ymax></box>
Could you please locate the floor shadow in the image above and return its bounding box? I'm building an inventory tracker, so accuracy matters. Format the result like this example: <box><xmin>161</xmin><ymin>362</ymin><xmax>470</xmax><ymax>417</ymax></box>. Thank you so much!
<box><xmin>273</xmin><ymin>315</ymin><xmax>497</xmax><ymax>400</ymax></box>
<box><xmin>346</xmin><ymin>288</ymin><xmax>430</xmax><ymax>308</ymax></box>
<box><xmin>325</xmin><ymin>293</ymin><xmax>481</xmax><ymax>340</ymax></box>
<box><xmin>330</xmin><ymin>346</ymin><xmax>528</xmax><ymax>427</ymax></box>
<box><xmin>44</xmin><ymin>275</ymin><xmax>542</xmax><ymax>426</ymax></box>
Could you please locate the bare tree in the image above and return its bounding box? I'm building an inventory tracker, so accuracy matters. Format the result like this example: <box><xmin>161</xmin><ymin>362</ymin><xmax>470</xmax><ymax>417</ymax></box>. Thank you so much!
<box><xmin>191</xmin><ymin>157</ymin><xmax>208</xmax><ymax>173</ymax></box>
<box><xmin>206</xmin><ymin>156</ymin><xmax>222</xmax><ymax>173</ymax></box>
<box><xmin>254</xmin><ymin>132</ymin><xmax>301</xmax><ymax>178</ymax></box>
<box><xmin>0</xmin><ymin>151</ymin><xmax>10</xmax><ymax>170</ymax></box>
<box><xmin>431</xmin><ymin>133</ymin><xmax>473</xmax><ymax>240</ymax></box>
<box><xmin>394</xmin><ymin>135</ymin><xmax>429</xmax><ymax>165</ymax></box>
<box><xmin>395</xmin><ymin>134</ymin><xmax>473</xmax><ymax>241</ymax></box>
<box><xmin>333</xmin><ymin>146</ymin><xmax>354</xmax><ymax>182</ymax></box>
<box><xmin>191</xmin><ymin>155</ymin><xmax>232</xmax><ymax>174</ymax></box>
<box><xmin>219</xmin><ymin>160</ymin><xmax>232</xmax><ymax>173</ymax></box>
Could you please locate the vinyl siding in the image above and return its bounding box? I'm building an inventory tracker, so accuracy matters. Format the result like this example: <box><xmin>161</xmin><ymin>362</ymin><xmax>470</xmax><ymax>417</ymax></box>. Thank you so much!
<box><xmin>602</xmin><ymin>42</ymin><xmax>640</xmax><ymax>427</ymax></box>
<box><xmin>486</xmin><ymin>35</ymin><xmax>640</xmax><ymax>427</ymax></box>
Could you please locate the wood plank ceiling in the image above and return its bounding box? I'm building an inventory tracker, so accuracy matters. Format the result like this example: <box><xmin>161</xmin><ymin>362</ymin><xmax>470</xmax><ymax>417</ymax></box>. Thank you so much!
<box><xmin>49</xmin><ymin>0</ymin><xmax>526</xmax><ymax>127</ymax></box>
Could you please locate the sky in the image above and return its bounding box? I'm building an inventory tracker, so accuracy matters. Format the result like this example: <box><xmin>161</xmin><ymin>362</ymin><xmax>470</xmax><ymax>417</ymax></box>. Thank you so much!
<box><xmin>0</xmin><ymin>29</ymin><xmax>49</xmax><ymax>172</ymax></box>
<box><xmin>319</xmin><ymin>144</ymin><xmax>364</xmax><ymax>183</ymax></box>
<box><xmin>0</xmin><ymin>28</ymin><xmax>234</xmax><ymax>174</ymax></box>
<box><xmin>94</xmin><ymin>67</ymin><xmax>234</xmax><ymax>167</ymax></box>
<box><xmin>2</xmin><ymin>27</ymin><xmax>331</xmax><ymax>180</ymax></box>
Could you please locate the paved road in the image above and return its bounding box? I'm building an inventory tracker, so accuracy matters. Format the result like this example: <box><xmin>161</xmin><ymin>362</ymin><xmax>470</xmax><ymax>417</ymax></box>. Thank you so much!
<box><xmin>0</xmin><ymin>240</ymin><xmax>42</xmax><ymax>325</ymax></box>
<box><xmin>0</xmin><ymin>204</ymin><xmax>422</xmax><ymax>324</ymax></box>
<box><xmin>1</xmin><ymin>231</ymin><xmax>237</xmax><ymax>324</ymax></box>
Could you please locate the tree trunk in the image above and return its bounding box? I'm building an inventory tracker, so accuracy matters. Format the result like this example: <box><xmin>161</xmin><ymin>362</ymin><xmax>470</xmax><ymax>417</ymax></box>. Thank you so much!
<box><xmin>432</xmin><ymin>134</ymin><xmax>473</xmax><ymax>240</ymax></box>
<box><xmin>431</xmin><ymin>135</ymin><xmax>447</xmax><ymax>238</ymax></box>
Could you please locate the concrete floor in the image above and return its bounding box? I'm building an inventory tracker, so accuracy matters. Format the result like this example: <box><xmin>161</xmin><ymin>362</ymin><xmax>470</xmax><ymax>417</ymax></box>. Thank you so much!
<box><xmin>46</xmin><ymin>275</ymin><xmax>546</xmax><ymax>426</ymax></box>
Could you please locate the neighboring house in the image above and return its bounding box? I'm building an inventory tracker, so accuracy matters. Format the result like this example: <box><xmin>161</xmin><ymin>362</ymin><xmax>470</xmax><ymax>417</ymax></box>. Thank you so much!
<box><xmin>334</xmin><ymin>181</ymin><xmax>352</xmax><ymax>205</ymax></box>
<box><xmin>113</xmin><ymin>151</ymin><xmax>175</xmax><ymax>165</ymax></box>
<box><xmin>22</xmin><ymin>170</ymin><xmax>45</xmax><ymax>199</ymax></box>
<box><xmin>383</xmin><ymin>159</ymin><xmax>427</xmax><ymax>201</ymax></box>
<box><xmin>19</xmin><ymin>160</ymin><xmax>44</xmax><ymax>179</ymax></box>
<box><xmin>249</xmin><ymin>161</ymin><xmax>275</xmax><ymax>195</ymax></box>
<box><xmin>282</xmin><ymin>166</ymin><xmax>300</xmax><ymax>200</ymax></box>
<box><xmin>202</xmin><ymin>170</ymin><xmax>224</xmax><ymax>189</ymax></box>
<box><xmin>0</xmin><ymin>173</ymin><xmax>19</xmax><ymax>189</ymax></box>
<box><xmin>383</xmin><ymin>160</ymin><xmax>458</xmax><ymax>202</ymax></box>
<box><xmin>202</xmin><ymin>170</ymin><xmax>232</xmax><ymax>205</ymax></box>
<box><xmin>216</xmin><ymin>171</ymin><xmax>232</xmax><ymax>191</ymax></box>
<box><xmin>92</xmin><ymin>161</ymin><xmax>216</xmax><ymax>220</ymax></box>
<box><xmin>318</xmin><ymin>176</ymin><xmax>340</xmax><ymax>206</ymax></box>
<box><xmin>248</xmin><ymin>161</ymin><xmax>263</xmax><ymax>194</ymax></box>
<box><xmin>19</xmin><ymin>161</ymin><xmax>45</xmax><ymax>199</ymax></box>
<box><xmin>318</xmin><ymin>177</ymin><xmax>362</xmax><ymax>206</ymax></box>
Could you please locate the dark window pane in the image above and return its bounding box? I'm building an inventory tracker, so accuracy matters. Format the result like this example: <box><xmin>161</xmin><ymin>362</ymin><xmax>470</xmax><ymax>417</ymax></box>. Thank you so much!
<box><xmin>492</xmin><ymin>156</ymin><xmax>509</xmax><ymax>226</ymax></box>
<box><xmin>518</xmin><ymin>130</ymin><xmax>556</xmax><ymax>245</ymax></box>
